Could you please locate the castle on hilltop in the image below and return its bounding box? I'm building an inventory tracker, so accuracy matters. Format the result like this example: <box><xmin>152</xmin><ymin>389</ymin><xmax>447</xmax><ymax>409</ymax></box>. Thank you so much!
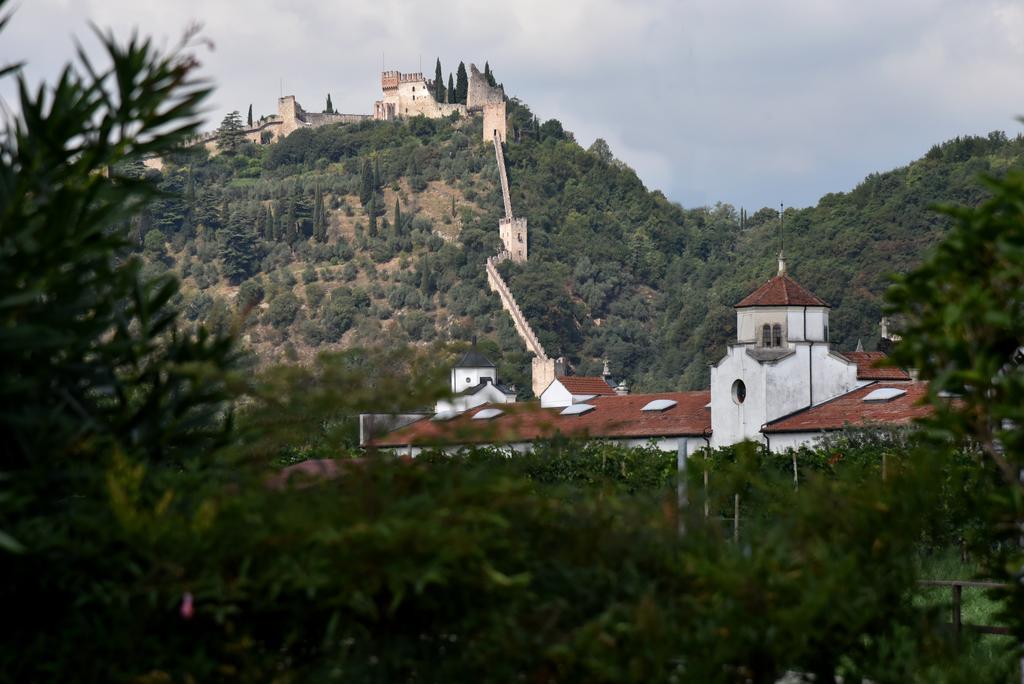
<box><xmin>374</xmin><ymin>64</ymin><xmax>507</xmax><ymax>143</ymax></box>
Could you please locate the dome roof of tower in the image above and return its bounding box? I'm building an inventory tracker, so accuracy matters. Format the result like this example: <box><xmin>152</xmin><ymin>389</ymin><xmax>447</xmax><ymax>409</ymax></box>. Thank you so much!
<box><xmin>455</xmin><ymin>346</ymin><xmax>495</xmax><ymax>368</ymax></box>
<box><xmin>735</xmin><ymin>273</ymin><xmax>829</xmax><ymax>308</ymax></box>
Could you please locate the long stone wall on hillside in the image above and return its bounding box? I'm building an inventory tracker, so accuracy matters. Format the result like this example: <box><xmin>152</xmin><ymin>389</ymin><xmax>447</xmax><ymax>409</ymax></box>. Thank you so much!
<box><xmin>493</xmin><ymin>136</ymin><xmax>513</xmax><ymax>219</ymax></box>
<box><xmin>486</xmin><ymin>255</ymin><xmax>546</xmax><ymax>359</ymax></box>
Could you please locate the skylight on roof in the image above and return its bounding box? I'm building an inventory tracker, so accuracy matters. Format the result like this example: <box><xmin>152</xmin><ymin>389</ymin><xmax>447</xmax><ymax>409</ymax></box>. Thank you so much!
<box><xmin>641</xmin><ymin>399</ymin><xmax>678</xmax><ymax>412</ymax></box>
<box><xmin>571</xmin><ymin>394</ymin><xmax>597</xmax><ymax>402</ymax></box>
<box><xmin>863</xmin><ymin>387</ymin><xmax>907</xmax><ymax>403</ymax></box>
<box><xmin>472</xmin><ymin>408</ymin><xmax>504</xmax><ymax>420</ymax></box>
<box><xmin>560</xmin><ymin>403</ymin><xmax>596</xmax><ymax>416</ymax></box>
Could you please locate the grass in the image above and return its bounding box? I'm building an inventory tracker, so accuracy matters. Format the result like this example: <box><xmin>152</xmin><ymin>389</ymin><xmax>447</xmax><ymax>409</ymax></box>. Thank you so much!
<box><xmin>912</xmin><ymin>548</ymin><xmax>1019</xmax><ymax>683</ymax></box>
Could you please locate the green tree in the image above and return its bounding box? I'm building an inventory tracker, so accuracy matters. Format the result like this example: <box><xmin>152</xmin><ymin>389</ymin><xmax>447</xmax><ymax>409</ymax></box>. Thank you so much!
<box><xmin>216</xmin><ymin>110</ymin><xmax>245</xmax><ymax>155</ymax></box>
<box><xmin>433</xmin><ymin>58</ymin><xmax>444</xmax><ymax>103</ymax></box>
<box><xmin>237</xmin><ymin>278</ymin><xmax>265</xmax><ymax>311</ymax></box>
<box><xmin>325</xmin><ymin>93</ymin><xmax>334</xmax><ymax>114</ymax></box>
<box><xmin>484</xmin><ymin>61</ymin><xmax>496</xmax><ymax>87</ymax></box>
<box><xmin>0</xmin><ymin>7</ymin><xmax>233</xmax><ymax>467</ymax></box>
<box><xmin>313</xmin><ymin>184</ymin><xmax>327</xmax><ymax>243</ymax></box>
<box><xmin>367</xmin><ymin>196</ymin><xmax>378</xmax><ymax>238</ymax></box>
<box><xmin>359</xmin><ymin>158</ymin><xmax>374</xmax><ymax>206</ymax></box>
<box><xmin>247</xmin><ymin>103</ymin><xmax>253</xmax><ymax>127</ymax></box>
<box><xmin>587</xmin><ymin>138</ymin><xmax>614</xmax><ymax>163</ymax></box>
<box><xmin>887</xmin><ymin>170</ymin><xmax>1024</xmax><ymax>641</ymax></box>
<box><xmin>142</xmin><ymin>228</ymin><xmax>168</xmax><ymax>263</ymax></box>
<box><xmin>265</xmin><ymin>290</ymin><xmax>300</xmax><ymax>329</ymax></box>
<box><xmin>392</xmin><ymin>197</ymin><xmax>403</xmax><ymax>239</ymax></box>
<box><xmin>447</xmin><ymin>73</ymin><xmax>455</xmax><ymax>104</ymax></box>
<box><xmin>455</xmin><ymin>61</ymin><xmax>468</xmax><ymax>104</ymax></box>
<box><xmin>221</xmin><ymin>210</ymin><xmax>258</xmax><ymax>284</ymax></box>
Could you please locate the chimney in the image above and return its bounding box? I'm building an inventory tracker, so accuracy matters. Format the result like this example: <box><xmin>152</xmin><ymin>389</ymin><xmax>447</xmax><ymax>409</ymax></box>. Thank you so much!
<box><xmin>777</xmin><ymin>251</ymin><xmax>787</xmax><ymax>276</ymax></box>
<box><xmin>614</xmin><ymin>381</ymin><xmax>629</xmax><ymax>396</ymax></box>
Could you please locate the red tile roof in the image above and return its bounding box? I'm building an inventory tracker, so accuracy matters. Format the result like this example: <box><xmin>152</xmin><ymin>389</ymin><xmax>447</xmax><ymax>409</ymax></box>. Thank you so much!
<box><xmin>557</xmin><ymin>375</ymin><xmax>616</xmax><ymax>396</ymax></box>
<box><xmin>736</xmin><ymin>274</ymin><xmax>829</xmax><ymax>308</ymax></box>
<box><xmin>765</xmin><ymin>382</ymin><xmax>932</xmax><ymax>433</ymax></box>
<box><xmin>370</xmin><ymin>391</ymin><xmax>712</xmax><ymax>448</ymax></box>
<box><xmin>838</xmin><ymin>351</ymin><xmax>911</xmax><ymax>381</ymax></box>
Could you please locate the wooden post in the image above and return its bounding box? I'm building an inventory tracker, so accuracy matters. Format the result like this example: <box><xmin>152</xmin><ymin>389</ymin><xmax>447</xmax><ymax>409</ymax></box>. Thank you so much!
<box><xmin>792</xmin><ymin>452</ymin><xmax>799</xmax><ymax>490</ymax></box>
<box><xmin>703</xmin><ymin>470</ymin><xmax>709</xmax><ymax>520</ymax></box>
<box><xmin>733</xmin><ymin>493</ymin><xmax>740</xmax><ymax>543</ymax></box>
<box><xmin>952</xmin><ymin>584</ymin><xmax>962</xmax><ymax>643</ymax></box>
<box><xmin>677</xmin><ymin>440</ymin><xmax>688</xmax><ymax>537</ymax></box>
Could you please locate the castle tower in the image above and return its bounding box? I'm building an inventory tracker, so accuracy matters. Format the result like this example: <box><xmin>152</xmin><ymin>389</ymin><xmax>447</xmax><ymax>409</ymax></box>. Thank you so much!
<box><xmin>499</xmin><ymin>217</ymin><xmax>528</xmax><ymax>262</ymax></box>
<box><xmin>483</xmin><ymin>102</ymin><xmax>507</xmax><ymax>143</ymax></box>
<box><xmin>278</xmin><ymin>96</ymin><xmax>302</xmax><ymax>137</ymax></box>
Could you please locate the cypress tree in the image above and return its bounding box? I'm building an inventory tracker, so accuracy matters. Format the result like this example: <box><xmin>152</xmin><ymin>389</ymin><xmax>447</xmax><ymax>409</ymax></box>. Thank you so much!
<box><xmin>313</xmin><ymin>185</ymin><xmax>328</xmax><ymax>243</ymax></box>
<box><xmin>284</xmin><ymin>197</ymin><xmax>297</xmax><ymax>244</ymax></box>
<box><xmin>447</xmin><ymin>73</ymin><xmax>455</xmax><ymax>104</ymax></box>
<box><xmin>419</xmin><ymin>257</ymin><xmax>437</xmax><ymax>296</ymax></box>
<box><xmin>184</xmin><ymin>166</ymin><xmax>196</xmax><ymax>237</ymax></box>
<box><xmin>367</xmin><ymin>197</ymin><xmax>378</xmax><ymax>238</ymax></box>
<box><xmin>484</xmin><ymin>62</ymin><xmax>496</xmax><ymax>87</ymax></box>
<box><xmin>359</xmin><ymin>158</ymin><xmax>374</xmax><ymax>206</ymax></box>
<box><xmin>268</xmin><ymin>201</ymin><xmax>279</xmax><ymax>241</ymax></box>
<box><xmin>393</xmin><ymin>198</ymin><xmax>402</xmax><ymax>238</ymax></box>
<box><xmin>455</xmin><ymin>62</ymin><xmax>468</xmax><ymax>104</ymax></box>
<box><xmin>374</xmin><ymin>154</ymin><xmax>382</xmax><ymax>189</ymax></box>
<box><xmin>325</xmin><ymin>93</ymin><xmax>334</xmax><ymax>114</ymax></box>
<box><xmin>247</xmin><ymin>104</ymin><xmax>253</xmax><ymax>127</ymax></box>
<box><xmin>433</xmin><ymin>58</ymin><xmax>444</xmax><ymax>103</ymax></box>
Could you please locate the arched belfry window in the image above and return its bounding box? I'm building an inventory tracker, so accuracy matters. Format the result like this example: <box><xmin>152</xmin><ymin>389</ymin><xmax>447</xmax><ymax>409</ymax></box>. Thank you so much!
<box><xmin>772</xmin><ymin>324</ymin><xmax>783</xmax><ymax>347</ymax></box>
<box><xmin>761</xmin><ymin>324</ymin><xmax>772</xmax><ymax>347</ymax></box>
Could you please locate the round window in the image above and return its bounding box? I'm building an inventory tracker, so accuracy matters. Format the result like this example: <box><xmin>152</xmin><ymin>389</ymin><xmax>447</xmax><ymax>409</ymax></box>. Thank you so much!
<box><xmin>466</xmin><ymin>377</ymin><xmax>472</xmax><ymax>384</ymax></box>
<box><xmin>732</xmin><ymin>379</ymin><xmax>746</xmax><ymax>404</ymax></box>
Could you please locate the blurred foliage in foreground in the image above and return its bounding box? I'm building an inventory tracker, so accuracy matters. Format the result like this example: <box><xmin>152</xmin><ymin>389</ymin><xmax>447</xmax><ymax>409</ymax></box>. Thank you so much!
<box><xmin>1</xmin><ymin>5</ymin><xmax>1023</xmax><ymax>683</ymax></box>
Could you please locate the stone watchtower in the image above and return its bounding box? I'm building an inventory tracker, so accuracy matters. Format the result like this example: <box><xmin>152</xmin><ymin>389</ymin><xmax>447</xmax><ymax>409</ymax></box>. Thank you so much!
<box><xmin>482</xmin><ymin>102</ymin><xmax>507</xmax><ymax>143</ymax></box>
<box><xmin>466</xmin><ymin>64</ymin><xmax>507</xmax><ymax>143</ymax></box>
<box><xmin>499</xmin><ymin>217</ymin><xmax>527</xmax><ymax>262</ymax></box>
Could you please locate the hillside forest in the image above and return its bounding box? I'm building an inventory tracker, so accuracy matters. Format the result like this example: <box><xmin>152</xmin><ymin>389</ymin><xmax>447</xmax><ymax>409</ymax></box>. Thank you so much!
<box><xmin>132</xmin><ymin>82</ymin><xmax>1024</xmax><ymax>394</ymax></box>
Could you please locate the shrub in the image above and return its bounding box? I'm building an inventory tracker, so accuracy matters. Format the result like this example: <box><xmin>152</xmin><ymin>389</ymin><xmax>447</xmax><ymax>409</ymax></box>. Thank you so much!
<box><xmin>265</xmin><ymin>291</ymin><xmax>300</xmax><ymax>329</ymax></box>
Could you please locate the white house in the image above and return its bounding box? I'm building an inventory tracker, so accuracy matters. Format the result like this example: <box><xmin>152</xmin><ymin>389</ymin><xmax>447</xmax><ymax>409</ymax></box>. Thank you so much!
<box><xmin>539</xmin><ymin>374</ymin><xmax>618</xmax><ymax>408</ymax></box>
<box><xmin>434</xmin><ymin>343</ymin><xmax>517</xmax><ymax>415</ymax></box>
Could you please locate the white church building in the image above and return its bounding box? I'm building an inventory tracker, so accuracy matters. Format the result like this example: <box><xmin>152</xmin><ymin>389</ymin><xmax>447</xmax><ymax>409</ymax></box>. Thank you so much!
<box><xmin>368</xmin><ymin>256</ymin><xmax>927</xmax><ymax>454</ymax></box>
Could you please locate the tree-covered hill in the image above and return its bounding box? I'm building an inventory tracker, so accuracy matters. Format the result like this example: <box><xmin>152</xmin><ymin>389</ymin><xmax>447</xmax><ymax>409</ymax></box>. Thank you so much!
<box><xmin>136</xmin><ymin>99</ymin><xmax>1024</xmax><ymax>394</ymax></box>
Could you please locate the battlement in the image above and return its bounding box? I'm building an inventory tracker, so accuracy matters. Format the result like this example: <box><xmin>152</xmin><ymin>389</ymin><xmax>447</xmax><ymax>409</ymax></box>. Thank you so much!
<box><xmin>381</xmin><ymin>71</ymin><xmax>426</xmax><ymax>90</ymax></box>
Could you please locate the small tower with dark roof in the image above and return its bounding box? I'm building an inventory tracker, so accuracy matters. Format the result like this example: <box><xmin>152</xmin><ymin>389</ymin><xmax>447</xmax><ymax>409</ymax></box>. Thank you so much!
<box><xmin>450</xmin><ymin>338</ymin><xmax>496</xmax><ymax>394</ymax></box>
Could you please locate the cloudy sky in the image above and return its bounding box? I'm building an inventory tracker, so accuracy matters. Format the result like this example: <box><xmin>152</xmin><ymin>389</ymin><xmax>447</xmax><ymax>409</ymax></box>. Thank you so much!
<box><xmin>4</xmin><ymin>0</ymin><xmax>1023</xmax><ymax>209</ymax></box>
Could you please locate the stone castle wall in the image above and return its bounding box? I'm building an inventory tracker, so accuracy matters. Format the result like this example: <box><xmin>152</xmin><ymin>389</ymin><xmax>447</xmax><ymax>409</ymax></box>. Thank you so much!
<box><xmin>234</xmin><ymin>96</ymin><xmax>370</xmax><ymax>146</ymax></box>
